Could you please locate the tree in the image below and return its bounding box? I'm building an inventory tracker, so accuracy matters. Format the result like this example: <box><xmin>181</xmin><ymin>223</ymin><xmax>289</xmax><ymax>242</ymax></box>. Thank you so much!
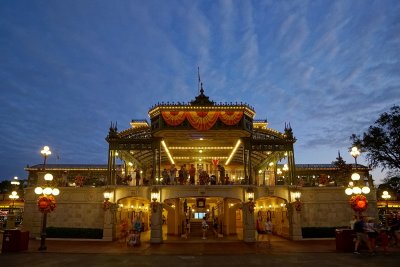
<box><xmin>351</xmin><ymin>105</ymin><xmax>400</xmax><ymax>171</ymax></box>
<box><xmin>332</xmin><ymin>151</ymin><xmax>351</xmax><ymax>186</ymax></box>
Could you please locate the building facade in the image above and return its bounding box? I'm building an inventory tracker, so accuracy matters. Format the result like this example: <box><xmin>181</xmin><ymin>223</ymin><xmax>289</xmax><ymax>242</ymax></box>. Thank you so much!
<box><xmin>23</xmin><ymin>89</ymin><xmax>377</xmax><ymax>242</ymax></box>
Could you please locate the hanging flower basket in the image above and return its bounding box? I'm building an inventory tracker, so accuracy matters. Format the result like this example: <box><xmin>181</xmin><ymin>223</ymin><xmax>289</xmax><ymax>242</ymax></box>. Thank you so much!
<box><xmin>37</xmin><ymin>195</ymin><xmax>57</xmax><ymax>213</ymax></box>
<box><xmin>349</xmin><ymin>194</ymin><xmax>368</xmax><ymax>212</ymax></box>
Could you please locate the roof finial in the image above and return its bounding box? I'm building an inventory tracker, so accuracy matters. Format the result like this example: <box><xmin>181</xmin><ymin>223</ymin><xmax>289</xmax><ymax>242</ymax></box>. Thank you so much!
<box><xmin>198</xmin><ymin>66</ymin><xmax>201</xmax><ymax>95</ymax></box>
<box><xmin>200</xmin><ymin>82</ymin><xmax>204</xmax><ymax>95</ymax></box>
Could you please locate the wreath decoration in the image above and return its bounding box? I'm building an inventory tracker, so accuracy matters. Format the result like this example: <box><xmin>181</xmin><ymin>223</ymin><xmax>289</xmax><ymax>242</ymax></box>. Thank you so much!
<box><xmin>37</xmin><ymin>195</ymin><xmax>57</xmax><ymax>213</ymax></box>
<box><xmin>151</xmin><ymin>202</ymin><xmax>159</xmax><ymax>213</ymax></box>
<box><xmin>75</xmin><ymin>176</ymin><xmax>85</xmax><ymax>187</ymax></box>
<box><xmin>349</xmin><ymin>194</ymin><xmax>368</xmax><ymax>212</ymax></box>
<box><xmin>103</xmin><ymin>201</ymin><xmax>111</xmax><ymax>211</ymax></box>
<box><xmin>248</xmin><ymin>202</ymin><xmax>255</xmax><ymax>214</ymax></box>
<box><xmin>294</xmin><ymin>200</ymin><xmax>302</xmax><ymax>211</ymax></box>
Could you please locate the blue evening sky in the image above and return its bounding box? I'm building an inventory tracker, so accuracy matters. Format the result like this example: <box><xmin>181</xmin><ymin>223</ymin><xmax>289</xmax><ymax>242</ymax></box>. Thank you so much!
<box><xmin>1</xmin><ymin>0</ymin><xmax>399</xmax><ymax>183</ymax></box>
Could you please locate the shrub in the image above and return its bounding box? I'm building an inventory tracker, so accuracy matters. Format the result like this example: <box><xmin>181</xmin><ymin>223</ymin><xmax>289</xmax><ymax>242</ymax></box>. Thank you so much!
<box><xmin>46</xmin><ymin>227</ymin><xmax>103</xmax><ymax>239</ymax></box>
<box><xmin>301</xmin><ymin>227</ymin><xmax>342</xmax><ymax>238</ymax></box>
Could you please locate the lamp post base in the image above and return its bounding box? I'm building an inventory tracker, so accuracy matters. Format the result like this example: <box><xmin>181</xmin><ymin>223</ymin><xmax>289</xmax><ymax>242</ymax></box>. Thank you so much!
<box><xmin>38</xmin><ymin>212</ymin><xmax>48</xmax><ymax>251</ymax></box>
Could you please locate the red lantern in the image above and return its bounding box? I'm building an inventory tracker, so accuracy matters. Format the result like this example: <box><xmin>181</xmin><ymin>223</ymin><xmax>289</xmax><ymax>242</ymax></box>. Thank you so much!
<box><xmin>348</xmin><ymin>194</ymin><xmax>368</xmax><ymax>212</ymax></box>
<box><xmin>357</xmin><ymin>200</ymin><xmax>366</xmax><ymax>208</ymax></box>
<box><xmin>38</xmin><ymin>200</ymin><xmax>49</xmax><ymax>209</ymax></box>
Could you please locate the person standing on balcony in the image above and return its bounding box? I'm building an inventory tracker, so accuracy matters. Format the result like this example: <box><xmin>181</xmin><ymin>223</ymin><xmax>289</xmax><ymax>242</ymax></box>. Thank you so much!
<box><xmin>170</xmin><ymin>164</ymin><xmax>177</xmax><ymax>185</ymax></box>
<box><xmin>189</xmin><ymin>164</ymin><xmax>196</xmax><ymax>185</ymax></box>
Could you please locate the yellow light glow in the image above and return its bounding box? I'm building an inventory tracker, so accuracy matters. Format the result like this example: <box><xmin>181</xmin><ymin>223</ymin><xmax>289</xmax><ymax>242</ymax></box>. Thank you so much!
<box><xmin>34</xmin><ymin>187</ymin><xmax>43</xmax><ymax>195</ymax></box>
<box><xmin>161</xmin><ymin>140</ymin><xmax>175</xmax><ymax>164</ymax></box>
<box><xmin>52</xmin><ymin>188</ymin><xmax>60</xmax><ymax>196</ymax></box>
<box><xmin>225</xmin><ymin>139</ymin><xmax>241</xmax><ymax>166</ymax></box>
<box><xmin>169</xmin><ymin>146</ymin><xmax>233</xmax><ymax>150</ymax></box>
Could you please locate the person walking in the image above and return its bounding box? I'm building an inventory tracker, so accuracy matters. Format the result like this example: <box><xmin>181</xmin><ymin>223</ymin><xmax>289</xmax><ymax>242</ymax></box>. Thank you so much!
<box><xmin>201</xmin><ymin>217</ymin><xmax>208</xmax><ymax>240</ymax></box>
<box><xmin>354</xmin><ymin>216</ymin><xmax>373</xmax><ymax>255</ymax></box>
<box><xmin>265</xmin><ymin>218</ymin><xmax>273</xmax><ymax>248</ymax></box>
<box><xmin>365</xmin><ymin>218</ymin><xmax>378</xmax><ymax>253</ymax></box>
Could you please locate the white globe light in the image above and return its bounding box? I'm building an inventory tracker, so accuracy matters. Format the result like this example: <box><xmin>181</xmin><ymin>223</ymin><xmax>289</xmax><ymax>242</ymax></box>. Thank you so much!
<box><xmin>362</xmin><ymin>187</ymin><xmax>370</xmax><ymax>194</ymax></box>
<box><xmin>44</xmin><ymin>173</ymin><xmax>53</xmax><ymax>181</ymax></box>
<box><xmin>52</xmin><ymin>188</ymin><xmax>60</xmax><ymax>196</ymax></box>
<box><xmin>34</xmin><ymin>187</ymin><xmax>43</xmax><ymax>195</ymax></box>
<box><xmin>43</xmin><ymin>187</ymin><xmax>52</xmax><ymax>195</ymax></box>
<box><xmin>351</xmin><ymin>173</ymin><xmax>360</xmax><ymax>181</ymax></box>
<box><xmin>345</xmin><ymin>188</ymin><xmax>353</xmax><ymax>195</ymax></box>
<box><xmin>353</xmin><ymin>187</ymin><xmax>362</xmax><ymax>194</ymax></box>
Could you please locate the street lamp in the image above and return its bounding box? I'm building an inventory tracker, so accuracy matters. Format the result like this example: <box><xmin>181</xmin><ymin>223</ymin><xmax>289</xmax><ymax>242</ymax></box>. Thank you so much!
<box><xmin>10</xmin><ymin>176</ymin><xmax>20</xmax><ymax>213</ymax></box>
<box><xmin>345</xmin><ymin>147</ymin><xmax>370</xmax><ymax>196</ymax></box>
<box><xmin>350</xmin><ymin>146</ymin><xmax>360</xmax><ymax>166</ymax></box>
<box><xmin>345</xmin><ymin>147</ymin><xmax>370</xmax><ymax>215</ymax></box>
<box><xmin>151</xmin><ymin>187</ymin><xmax>160</xmax><ymax>202</ymax></box>
<box><xmin>35</xmin><ymin>146</ymin><xmax>60</xmax><ymax>251</ymax></box>
<box><xmin>382</xmin><ymin>190</ymin><xmax>391</xmax><ymax>209</ymax></box>
<box><xmin>382</xmin><ymin>191</ymin><xmax>391</xmax><ymax>227</ymax></box>
<box><xmin>9</xmin><ymin>191</ymin><xmax>19</xmax><ymax>209</ymax></box>
<box><xmin>41</xmin><ymin>146</ymin><xmax>51</xmax><ymax>168</ymax></box>
<box><xmin>151</xmin><ymin>187</ymin><xmax>160</xmax><ymax>213</ymax></box>
<box><xmin>246</xmin><ymin>187</ymin><xmax>254</xmax><ymax>202</ymax></box>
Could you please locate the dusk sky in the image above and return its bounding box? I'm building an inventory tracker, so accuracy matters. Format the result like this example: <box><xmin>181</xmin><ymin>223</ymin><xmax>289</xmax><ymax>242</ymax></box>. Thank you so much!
<box><xmin>1</xmin><ymin>1</ymin><xmax>399</xmax><ymax>183</ymax></box>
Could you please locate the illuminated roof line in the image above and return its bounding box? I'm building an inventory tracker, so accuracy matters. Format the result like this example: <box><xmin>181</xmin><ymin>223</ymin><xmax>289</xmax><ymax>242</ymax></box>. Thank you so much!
<box><xmin>161</xmin><ymin>140</ymin><xmax>175</xmax><ymax>165</ymax></box>
<box><xmin>225</xmin><ymin>139</ymin><xmax>241</xmax><ymax>166</ymax></box>
<box><xmin>168</xmin><ymin>146</ymin><xmax>233</xmax><ymax>150</ymax></box>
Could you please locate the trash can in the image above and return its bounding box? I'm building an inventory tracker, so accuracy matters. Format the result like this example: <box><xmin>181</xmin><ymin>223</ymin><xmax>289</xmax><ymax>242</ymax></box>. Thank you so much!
<box><xmin>335</xmin><ymin>229</ymin><xmax>355</xmax><ymax>252</ymax></box>
<box><xmin>19</xmin><ymin>230</ymin><xmax>30</xmax><ymax>251</ymax></box>
<box><xmin>2</xmin><ymin>229</ymin><xmax>29</xmax><ymax>253</ymax></box>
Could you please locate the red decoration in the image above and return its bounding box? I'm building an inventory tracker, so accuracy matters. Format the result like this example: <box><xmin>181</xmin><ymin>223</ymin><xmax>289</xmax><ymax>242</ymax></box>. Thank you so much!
<box><xmin>75</xmin><ymin>176</ymin><xmax>85</xmax><ymax>187</ymax></box>
<box><xmin>37</xmin><ymin>195</ymin><xmax>57</xmax><ymax>213</ymax></box>
<box><xmin>186</xmin><ymin>111</ymin><xmax>220</xmax><ymax>131</ymax></box>
<box><xmin>212</xmin><ymin>159</ymin><xmax>219</xmax><ymax>166</ymax></box>
<box><xmin>161</xmin><ymin>111</ymin><xmax>186</xmax><ymax>126</ymax></box>
<box><xmin>349</xmin><ymin>194</ymin><xmax>368</xmax><ymax>212</ymax></box>
<box><xmin>161</xmin><ymin>110</ymin><xmax>244</xmax><ymax>131</ymax></box>
<box><xmin>248</xmin><ymin>202</ymin><xmax>255</xmax><ymax>213</ymax></box>
<box><xmin>219</xmin><ymin>111</ymin><xmax>243</xmax><ymax>125</ymax></box>
<box><xmin>294</xmin><ymin>200</ymin><xmax>302</xmax><ymax>211</ymax></box>
<box><xmin>103</xmin><ymin>201</ymin><xmax>111</xmax><ymax>211</ymax></box>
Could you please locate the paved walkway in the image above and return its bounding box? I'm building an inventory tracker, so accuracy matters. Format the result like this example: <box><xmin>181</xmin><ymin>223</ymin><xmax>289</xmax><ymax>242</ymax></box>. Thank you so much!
<box><xmin>1</xmin><ymin>232</ymin><xmax>399</xmax><ymax>267</ymax></box>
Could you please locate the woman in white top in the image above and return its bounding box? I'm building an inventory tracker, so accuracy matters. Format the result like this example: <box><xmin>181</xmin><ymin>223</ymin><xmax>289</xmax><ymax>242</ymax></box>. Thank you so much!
<box><xmin>265</xmin><ymin>218</ymin><xmax>273</xmax><ymax>247</ymax></box>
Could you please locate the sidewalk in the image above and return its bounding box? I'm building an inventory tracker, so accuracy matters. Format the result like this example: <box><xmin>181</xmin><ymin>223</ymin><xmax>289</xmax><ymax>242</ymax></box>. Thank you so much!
<box><xmin>1</xmin><ymin>230</ymin><xmax>399</xmax><ymax>255</ymax></box>
<box><xmin>1</xmin><ymin>234</ymin><xmax>397</xmax><ymax>255</ymax></box>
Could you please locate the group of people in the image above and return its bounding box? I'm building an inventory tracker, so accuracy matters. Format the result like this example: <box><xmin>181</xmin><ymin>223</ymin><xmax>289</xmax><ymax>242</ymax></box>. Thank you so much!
<box><xmin>256</xmin><ymin>212</ymin><xmax>273</xmax><ymax>247</ymax></box>
<box><xmin>160</xmin><ymin>164</ymin><xmax>231</xmax><ymax>185</ymax></box>
<box><xmin>127</xmin><ymin>215</ymin><xmax>144</xmax><ymax>247</ymax></box>
<box><xmin>351</xmin><ymin>213</ymin><xmax>400</xmax><ymax>255</ymax></box>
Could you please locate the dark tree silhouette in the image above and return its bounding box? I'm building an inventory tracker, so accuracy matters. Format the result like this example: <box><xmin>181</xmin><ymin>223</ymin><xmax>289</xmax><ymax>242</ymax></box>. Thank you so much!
<box><xmin>351</xmin><ymin>105</ymin><xmax>400</xmax><ymax>171</ymax></box>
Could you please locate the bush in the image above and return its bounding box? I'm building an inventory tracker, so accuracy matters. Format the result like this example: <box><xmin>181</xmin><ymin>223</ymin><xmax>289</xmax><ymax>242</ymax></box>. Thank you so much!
<box><xmin>301</xmin><ymin>227</ymin><xmax>340</xmax><ymax>238</ymax></box>
<box><xmin>46</xmin><ymin>227</ymin><xmax>103</xmax><ymax>239</ymax></box>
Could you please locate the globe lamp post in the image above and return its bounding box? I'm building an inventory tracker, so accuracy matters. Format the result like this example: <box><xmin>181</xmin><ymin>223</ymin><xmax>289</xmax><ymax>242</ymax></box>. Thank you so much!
<box><xmin>345</xmin><ymin>147</ymin><xmax>370</xmax><ymax>215</ymax></box>
<box><xmin>35</xmin><ymin>146</ymin><xmax>60</xmax><ymax>251</ymax></box>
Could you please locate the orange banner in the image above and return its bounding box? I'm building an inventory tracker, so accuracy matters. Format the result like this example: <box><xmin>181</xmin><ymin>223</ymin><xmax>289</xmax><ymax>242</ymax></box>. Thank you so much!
<box><xmin>186</xmin><ymin>111</ymin><xmax>220</xmax><ymax>131</ymax></box>
<box><xmin>162</xmin><ymin>110</ymin><xmax>243</xmax><ymax>130</ymax></box>
<box><xmin>161</xmin><ymin>111</ymin><xmax>186</xmax><ymax>126</ymax></box>
<box><xmin>219</xmin><ymin>111</ymin><xmax>243</xmax><ymax>125</ymax></box>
